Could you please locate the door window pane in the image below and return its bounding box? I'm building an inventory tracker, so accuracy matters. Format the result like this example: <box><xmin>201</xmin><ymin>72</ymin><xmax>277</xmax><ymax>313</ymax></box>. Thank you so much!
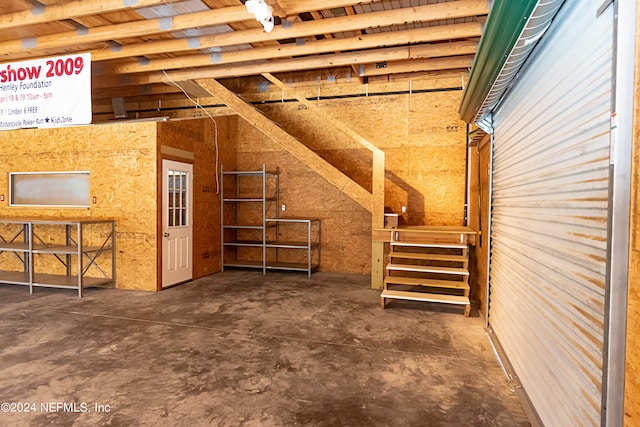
<box><xmin>167</xmin><ymin>169</ymin><xmax>188</xmax><ymax>228</ymax></box>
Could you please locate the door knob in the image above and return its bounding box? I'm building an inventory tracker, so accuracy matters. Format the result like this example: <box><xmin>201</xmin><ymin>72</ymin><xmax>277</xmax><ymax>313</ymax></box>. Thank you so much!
<box><xmin>164</xmin><ymin>232</ymin><xmax>170</xmax><ymax>237</ymax></box>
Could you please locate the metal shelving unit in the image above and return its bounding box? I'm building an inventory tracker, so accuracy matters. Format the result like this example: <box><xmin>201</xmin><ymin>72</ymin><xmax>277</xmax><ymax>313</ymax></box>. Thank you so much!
<box><xmin>221</xmin><ymin>164</ymin><xmax>320</xmax><ymax>276</ymax></box>
<box><xmin>0</xmin><ymin>219</ymin><xmax>116</xmax><ymax>297</ymax></box>
<box><xmin>0</xmin><ymin>219</ymin><xmax>31</xmax><ymax>287</ymax></box>
<box><xmin>265</xmin><ymin>218</ymin><xmax>321</xmax><ymax>277</ymax></box>
<box><xmin>221</xmin><ymin>164</ymin><xmax>279</xmax><ymax>274</ymax></box>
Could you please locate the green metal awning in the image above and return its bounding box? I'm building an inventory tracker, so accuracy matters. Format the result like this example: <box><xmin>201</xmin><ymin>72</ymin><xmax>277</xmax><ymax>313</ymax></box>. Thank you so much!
<box><xmin>459</xmin><ymin>0</ymin><xmax>564</xmax><ymax>125</ymax></box>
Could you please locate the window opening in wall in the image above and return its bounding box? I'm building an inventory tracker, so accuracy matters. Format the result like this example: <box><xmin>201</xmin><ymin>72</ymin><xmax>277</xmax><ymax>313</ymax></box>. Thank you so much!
<box><xmin>9</xmin><ymin>171</ymin><xmax>90</xmax><ymax>207</ymax></box>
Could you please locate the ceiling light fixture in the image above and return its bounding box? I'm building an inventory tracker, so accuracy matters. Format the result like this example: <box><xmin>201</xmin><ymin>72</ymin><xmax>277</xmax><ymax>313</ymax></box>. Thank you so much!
<box><xmin>245</xmin><ymin>0</ymin><xmax>274</xmax><ymax>33</ymax></box>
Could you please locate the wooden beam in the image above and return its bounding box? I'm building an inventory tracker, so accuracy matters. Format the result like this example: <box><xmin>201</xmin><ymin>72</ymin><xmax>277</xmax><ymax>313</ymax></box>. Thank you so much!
<box><xmin>278</xmin><ymin>0</ymin><xmax>377</xmax><ymax>15</ymax></box>
<box><xmin>361</xmin><ymin>55</ymin><xmax>474</xmax><ymax>77</ymax></box>
<box><xmin>344</xmin><ymin>6</ymin><xmax>364</xmax><ymax>36</ymax></box>
<box><xmin>344</xmin><ymin>7</ymin><xmax>364</xmax><ymax>84</ymax></box>
<box><xmin>383</xmin><ymin>69</ymin><xmax>468</xmax><ymax>83</ymax></box>
<box><xmin>0</xmin><ymin>5</ymin><xmax>252</xmax><ymax>56</ymax></box>
<box><xmin>371</xmin><ymin>240</ymin><xmax>385</xmax><ymax>289</ymax></box>
<box><xmin>196</xmin><ymin>78</ymin><xmax>374</xmax><ymax>212</ymax></box>
<box><xmin>0</xmin><ymin>0</ymin><xmax>183</xmax><ymax>30</ymax></box>
<box><xmin>91</xmin><ymin>0</ymin><xmax>488</xmax><ymax>61</ymax></box>
<box><xmin>92</xmin><ymin>23</ymin><xmax>482</xmax><ymax>88</ymax></box>
<box><xmin>92</xmin><ymin>83</ymin><xmax>182</xmax><ymax>100</ymax></box>
<box><xmin>372</xmin><ymin>150</ymin><xmax>385</xmax><ymax>224</ymax></box>
<box><xmin>309</xmin><ymin>10</ymin><xmax>336</xmax><ymax>41</ymax></box>
<box><xmin>103</xmin><ymin>29</ymin><xmax>480</xmax><ymax>75</ymax></box>
<box><xmin>410</xmin><ymin>39</ymin><xmax>479</xmax><ymax>59</ymax></box>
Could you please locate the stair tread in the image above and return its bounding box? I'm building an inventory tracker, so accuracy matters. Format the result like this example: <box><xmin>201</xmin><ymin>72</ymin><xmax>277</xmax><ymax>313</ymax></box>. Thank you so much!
<box><xmin>381</xmin><ymin>289</ymin><xmax>470</xmax><ymax>305</ymax></box>
<box><xmin>384</xmin><ymin>276</ymin><xmax>469</xmax><ymax>289</ymax></box>
<box><xmin>389</xmin><ymin>252</ymin><xmax>467</xmax><ymax>262</ymax></box>
<box><xmin>386</xmin><ymin>263</ymin><xmax>469</xmax><ymax>275</ymax></box>
<box><xmin>391</xmin><ymin>241</ymin><xmax>467</xmax><ymax>249</ymax></box>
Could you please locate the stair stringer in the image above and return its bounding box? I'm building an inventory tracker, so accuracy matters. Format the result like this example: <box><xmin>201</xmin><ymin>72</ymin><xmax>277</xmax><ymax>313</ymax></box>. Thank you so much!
<box><xmin>196</xmin><ymin>78</ymin><xmax>374</xmax><ymax>213</ymax></box>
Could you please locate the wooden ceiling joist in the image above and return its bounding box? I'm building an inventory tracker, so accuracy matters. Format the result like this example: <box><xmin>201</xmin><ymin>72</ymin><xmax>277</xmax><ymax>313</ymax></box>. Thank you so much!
<box><xmin>361</xmin><ymin>55</ymin><xmax>474</xmax><ymax>77</ymax></box>
<box><xmin>92</xmin><ymin>83</ymin><xmax>182</xmax><ymax>100</ymax></box>
<box><xmin>0</xmin><ymin>0</ymin><xmax>182</xmax><ymax>31</ymax></box>
<box><xmin>278</xmin><ymin>0</ymin><xmax>377</xmax><ymax>15</ymax></box>
<box><xmin>0</xmin><ymin>0</ymin><xmax>488</xmax><ymax>61</ymax></box>
<box><xmin>1</xmin><ymin>0</ymin><xmax>490</xmax><ymax>111</ymax></box>
<box><xmin>101</xmin><ymin>25</ymin><xmax>482</xmax><ymax>75</ymax></box>
<box><xmin>93</xmin><ymin>35</ymin><xmax>482</xmax><ymax>89</ymax></box>
<box><xmin>0</xmin><ymin>5</ymin><xmax>252</xmax><ymax>58</ymax></box>
<box><xmin>74</xmin><ymin>0</ymin><xmax>487</xmax><ymax>62</ymax></box>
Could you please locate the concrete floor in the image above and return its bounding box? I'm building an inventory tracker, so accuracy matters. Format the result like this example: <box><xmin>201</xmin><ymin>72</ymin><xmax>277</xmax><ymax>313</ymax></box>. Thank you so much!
<box><xmin>0</xmin><ymin>270</ymin><xmax>529</xmax><ymax>426</ymax></box>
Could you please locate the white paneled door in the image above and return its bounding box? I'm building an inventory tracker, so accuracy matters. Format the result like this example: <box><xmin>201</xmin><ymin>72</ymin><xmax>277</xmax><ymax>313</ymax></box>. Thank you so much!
<box><xmin>162</xmin><ymin>160</ymin><xmax>193</xmax><ymax>288</ymax></box>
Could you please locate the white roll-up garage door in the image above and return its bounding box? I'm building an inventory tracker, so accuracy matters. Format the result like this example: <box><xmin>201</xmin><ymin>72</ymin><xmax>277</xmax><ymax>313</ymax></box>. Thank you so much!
<box><xmin>489</xmin><ymin>1</ymin><xmax>613</xmax><ymax>426</ymax></box>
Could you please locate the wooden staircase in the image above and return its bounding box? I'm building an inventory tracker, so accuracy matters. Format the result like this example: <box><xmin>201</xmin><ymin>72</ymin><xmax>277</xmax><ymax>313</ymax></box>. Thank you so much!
<box><xmin>379</xmin><ymin>228</ymin><xmax>472</xmax><ymax>316</ymax></box>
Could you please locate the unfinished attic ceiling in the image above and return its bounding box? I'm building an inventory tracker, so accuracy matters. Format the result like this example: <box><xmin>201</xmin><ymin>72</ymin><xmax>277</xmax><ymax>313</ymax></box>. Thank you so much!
<box><xmin>0</xmin><ymin>0</ymin><xmax>488</xmax><ymax>114</ymax></box>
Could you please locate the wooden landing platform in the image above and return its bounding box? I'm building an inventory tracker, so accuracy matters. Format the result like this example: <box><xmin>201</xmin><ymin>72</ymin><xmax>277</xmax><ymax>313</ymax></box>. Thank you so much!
<box><xmin>372</xmin><ymin>225</ymin><xmax>478</xmax><ymax>246</ymax></box>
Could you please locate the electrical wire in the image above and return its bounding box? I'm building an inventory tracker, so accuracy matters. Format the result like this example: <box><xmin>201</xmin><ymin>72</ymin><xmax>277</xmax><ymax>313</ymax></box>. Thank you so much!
<box><xmin>161</xmin><ymin>70</ymin><xmax>220</xmax><ymax>194</ymax></box>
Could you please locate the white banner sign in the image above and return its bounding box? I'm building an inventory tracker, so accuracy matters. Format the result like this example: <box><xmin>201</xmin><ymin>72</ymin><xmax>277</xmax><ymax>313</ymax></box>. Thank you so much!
<box><xmin>0</xmin><ymin>53</ymin><xmax>92</xmax><ymax>130</ymax></box>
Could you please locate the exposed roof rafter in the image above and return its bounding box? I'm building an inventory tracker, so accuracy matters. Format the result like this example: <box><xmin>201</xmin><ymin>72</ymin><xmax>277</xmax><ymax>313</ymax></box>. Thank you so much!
<box><xmin>0</xmin><ymin>0</ymin><xmax>490</xmax><ymax>113</ymax></box>
<box><xmin>0</xmin><ymin>5</ymin><xmax>252</xmax><ymax>57</ymax></box>
<box><xmin>98</xmin><ymin>24</ymin><xmax>482</xmax><ymax>75</ymax></box>
<box><xmin>0</xmin><ymin>0</ymin><xmax>184</xmax><ymax>30</ymax></box>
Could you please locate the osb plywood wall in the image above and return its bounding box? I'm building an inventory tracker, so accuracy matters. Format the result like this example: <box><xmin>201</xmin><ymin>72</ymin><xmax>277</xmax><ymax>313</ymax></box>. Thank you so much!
<box><xmin>234</xmin><ymin>77</ymin><xmax>466</xmax><ymax>273</ymax></box>
<box><xmin>255</xmin><ymin>82</ymin><xmax>467</xmax><ymax>227</ymax></box>
<box><xmin>468</xmin><ymin>134</ymin><xmax>491</xmax><ymax>315</ymax></box>
<box><xmin>624</xmin><ymin>7</ymin><xmax>640</xmax><ymax>424</ymax></box>
<box><xmin>0</xmin><ymin>122</ymin><xmax>158</xmax><ymax>291</ymax></box>
<box><xmin>157</xmin><ymin>117</ymin><xmax>238</xmax><ymax>282</ymax></box>
<box><xmin>234</xmin><ymin>132</ymin><xmax>372</xmax><ymax>273</ymax></box>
